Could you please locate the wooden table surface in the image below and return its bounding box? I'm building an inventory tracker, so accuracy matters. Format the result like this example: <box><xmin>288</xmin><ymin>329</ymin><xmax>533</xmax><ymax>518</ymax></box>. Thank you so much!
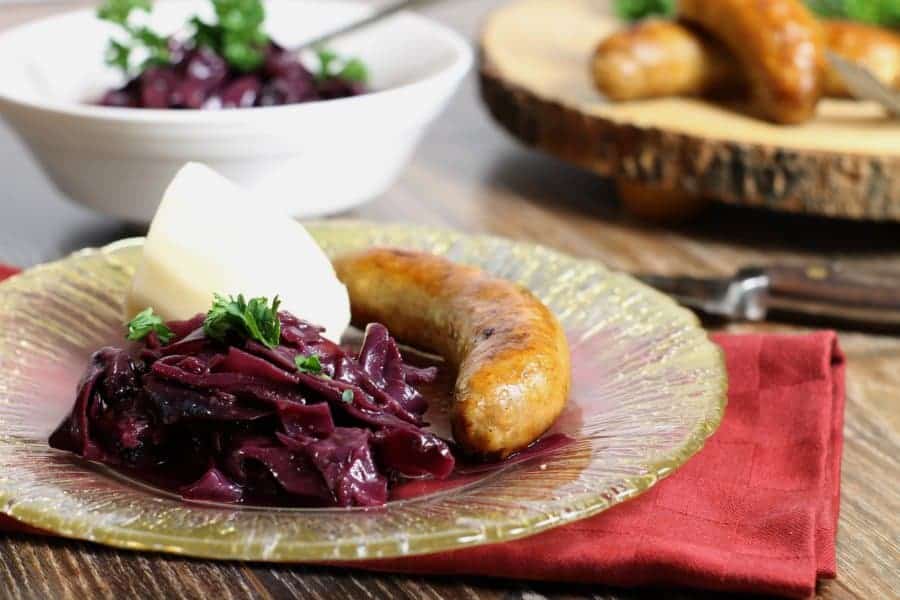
<box><xmin>1</xmin><ymin>2</ymin><xmax>898</xmax><ymax>599</ymax></box>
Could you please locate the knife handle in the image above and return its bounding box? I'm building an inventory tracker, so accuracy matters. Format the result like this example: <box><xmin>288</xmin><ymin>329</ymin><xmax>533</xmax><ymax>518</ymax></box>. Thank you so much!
<box><xmin>751</xmin><ymin>264</ymin><xmax>900</xmax><ymax>327</ymax></box>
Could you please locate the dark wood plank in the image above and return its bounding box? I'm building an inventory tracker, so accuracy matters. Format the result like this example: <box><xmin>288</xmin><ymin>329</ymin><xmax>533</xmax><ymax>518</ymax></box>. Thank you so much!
<box><xmin>0</xmin><ymin>532</ymin><xmax>791</xmax><ymax>600</ymax></box>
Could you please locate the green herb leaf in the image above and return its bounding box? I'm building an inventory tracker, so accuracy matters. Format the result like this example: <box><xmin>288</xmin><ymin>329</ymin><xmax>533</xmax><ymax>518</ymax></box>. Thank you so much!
<box><xmin>208</xmin><ymin>0</ymin><xmax>269</xmax><ymax>72</ymax></box>
<box><xmin>105</xmin><ymin>39</ymin><xmax>133</xmax><ymax>73</ymax></box>
<box><xmin>135</xmin><ymin>26</ymin><xmax>171</xmax><ymax>65</ymax></box>
<box><xmin>341</xmin><ymin>389</ymin><xmax>354</xmax><ymax>404</ymax></box>
<box><xmin>613</xmin><ymin>0</ymin><xmax>674</xmax><ymax>20</ymax></box>
<box><xmin>315</xmin><ymin>47</ymin><xmax>339</xmax><ymax>81</ymax></box>
<box><xmin>126</xmin><ymin>307</ymin><xmax>174</xmax><ymax>344</ymax></box>
<box><xmin>805</xmin><ymin>0</ymin><xmax>846</xmax><ymax>18</ymax></box>
<box><xmin>222</xmin><ymin>33</ymin><xmax>265</xmax><ymax>71</ymax></box>
<box><xmin>98</xmin><ymin>0</ymin><xmax>374</xmax><ymax>82</ymax></box>
<box><xmin>294</xmin><ymin>354</ymin><xmax>324</xmax><ymax>375</ymax></box>
<box><xmin>97</xmin><ymin>0</ymin><xmax>152</xmax><ymax>26</ymax></box>
<box><xmin>190</xmin><ymin>16</ymin><xmax>221</xmax><ymax>49</ymax></box>
<box><xmin>97</xmin><ymin>0</ymin><xmax>171</xmax><ymax>76</ymax></box>
<box><xmin>203</xmin><ymin>293</ymin><xmax>282</xmax><ymax>348</ymax></box>
<box><xmin>338</xmin><ymin>58</ymin><xmax>368</xmax><ymax>83</ymax></box>
<box><xmin>315</xmin><ymin>47</ymin><xmax>370</xmax><ymax>84</ymax></box>
<box><xmin>837</xmin><ymin>0</ymin><xmax>900</xmax><ymax>26</ymax></box>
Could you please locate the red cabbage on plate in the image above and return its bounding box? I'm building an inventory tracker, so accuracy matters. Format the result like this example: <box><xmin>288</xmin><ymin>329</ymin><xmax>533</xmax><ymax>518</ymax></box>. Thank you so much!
<box><xmin>49</xmin><ymin>301</ymin><xmax>455</xmax><ymax>508</ymax></box>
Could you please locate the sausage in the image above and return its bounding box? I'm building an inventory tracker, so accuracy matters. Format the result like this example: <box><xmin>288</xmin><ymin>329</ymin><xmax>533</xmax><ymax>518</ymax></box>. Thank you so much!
<box><xmin>332</xmin><ymin>247</ymin><xmax>571</xmax><ymax>459</ymax></box>
<box><xmin>593</xmin><ymin>19</ymin><xmax>899</xmax><ymax>105</ymax></box>
<box><xmin>592</xmin><ymin>19</ymin><xmax>739</xmax><ymax>101</ymax></box>
<box><xmin>823</xmin><ymin>20</ymin><xmax>900</xmax><ymax>97</ymax></box>
<box><xmin>677</xmin><ymin>0</ymin><xmax>826</xmax><ymax>124</ymax></box>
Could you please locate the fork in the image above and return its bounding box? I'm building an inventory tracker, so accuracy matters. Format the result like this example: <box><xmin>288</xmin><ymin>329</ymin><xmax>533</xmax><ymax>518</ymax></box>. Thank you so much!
<box><xmin>826</xmin><ymin>51</ymin><xmax>900</xmax><ymax>117</ymax></box>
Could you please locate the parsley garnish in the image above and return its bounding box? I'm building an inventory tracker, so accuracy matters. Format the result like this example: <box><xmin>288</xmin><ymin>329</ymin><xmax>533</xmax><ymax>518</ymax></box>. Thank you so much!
<box><xmin>613</xmin><ymin>0</ymin><xmax>674</xmax><ymax>20</ymax></box>
<box><xmin>97</xmin><ymin>0</ymin><xmax>270</xmax><ymax>76</ymax></box>
<box><xmin>203</xmin><ymin>293</ymin><xmax>282</xmax><ymax>348</ymax></box>
<box><xmin>295</xmin><ymin>354</ymin><xmax>323</xmax><ymax>375</ymax></box>
<box><xmin>315</xmin><ymin>48</ymin><xmax>369</xmax><ymax>83</ymax></box>
<box><xmin>190</xmin><ymin>0</ymin><xmax>269</xmax><ymax>72</ymax></box>
<box><xmin>126</xmin><ymin>307</ymin><xmax>174</xmax><ymax>344</ymax></box>
<box><xmin>338</xmin><ymin>58</ymin><xmax>369</xmax><ymax>83</ymax></box>
<box><xmin>341</xmin><ymin>389</ymin><xmax>354</xmax><ymax>404</ymax></box>
<box><xmin>97</xmin><ymin>0</ymin><xmax>371</xmax><ymax>81</ymax></box>
<box><xmin>97</xmin><ymin>0</ymin><xmax>171</xmax><ymax>77</ymax></box>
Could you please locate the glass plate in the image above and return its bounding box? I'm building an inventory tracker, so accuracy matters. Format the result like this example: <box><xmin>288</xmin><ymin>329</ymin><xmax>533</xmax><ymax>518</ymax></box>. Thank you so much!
<box><xmin>0</xmin><ymin>221</ymin><xmax>726</xmax><ymax>561</ymax></box>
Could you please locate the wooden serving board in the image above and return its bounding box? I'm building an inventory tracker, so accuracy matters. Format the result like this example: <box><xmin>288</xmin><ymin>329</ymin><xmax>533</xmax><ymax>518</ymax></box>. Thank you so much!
<box><xmin>479</xmin><ymin>0</ymin><xmax>900</xmax><ymax>221</ymax></box>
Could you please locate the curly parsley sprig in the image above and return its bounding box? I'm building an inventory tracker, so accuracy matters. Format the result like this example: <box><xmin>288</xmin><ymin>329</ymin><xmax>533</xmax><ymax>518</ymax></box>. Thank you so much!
<box><xmin>126</xmin><ymin>307</ymin><xmax>174</xmax><ymax>344</ymax></box>
<box><xmin>613</xmin><ymin>0</ymin><xmax>674</xmax><ymax>21</ymax></box>
<box><xmin>294</xmin><ymin>354</ymin><xmax>324</xmax><ymax>375</ymax></box>
<box><xmin>98</xmin><ymin>0</ymin><xmax>171</xmax><ymax>76</ymax></box>
<box><xmin>315</xmin><ymin>48</ymin><xmax>369</xmax><ymax>84</ymax></box>
<box><xmin>190</xmin><ymin>0</ymin><xmax>270</xmax><ymax>72</ymax></box>
<box><xmin>203</xmin><ymin>293</ymin><xmax>282</xmax><ymax>349</ymax></box>
<box><xmin>98</xmin><ymin>0</ymin><xmax>371</xmax><ymax>81</ymax></box>
<box><xmin>97</xmin><ymin>0</ymin><xmax>271</xmax><ymax>75</ymax></box>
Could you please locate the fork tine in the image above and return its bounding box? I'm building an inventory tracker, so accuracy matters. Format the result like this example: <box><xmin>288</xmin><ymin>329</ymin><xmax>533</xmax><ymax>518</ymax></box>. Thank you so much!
<box><xmin>826</xmin><ymin>52</ymin><xmax>900</xmax><ymax>117</ymax></box>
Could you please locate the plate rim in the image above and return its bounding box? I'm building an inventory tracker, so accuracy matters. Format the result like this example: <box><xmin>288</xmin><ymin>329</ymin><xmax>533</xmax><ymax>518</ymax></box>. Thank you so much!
<box><xmin>0</xmin><ymin>221</ymin><xmax>728</xmax><ymax>560</ymax></box>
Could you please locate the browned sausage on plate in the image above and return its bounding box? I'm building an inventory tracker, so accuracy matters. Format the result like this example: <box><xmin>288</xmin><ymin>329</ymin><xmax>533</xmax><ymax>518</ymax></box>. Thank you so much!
<box><xmin>333</xmin><ymin>247</ymin><xmax>571</xmax><ymax>459</ymax></box>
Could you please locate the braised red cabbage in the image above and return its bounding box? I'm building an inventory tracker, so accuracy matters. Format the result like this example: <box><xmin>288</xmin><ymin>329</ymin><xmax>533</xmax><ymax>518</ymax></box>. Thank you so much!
<box><xmin>98</xmin><ymin>43</ymin><xmax>365</xmax><ymax>110</ymax></box>
<box><xmin>49</xmin><ymin>313</ymin><xmax>453</xmax><ymax>508</ymax></box>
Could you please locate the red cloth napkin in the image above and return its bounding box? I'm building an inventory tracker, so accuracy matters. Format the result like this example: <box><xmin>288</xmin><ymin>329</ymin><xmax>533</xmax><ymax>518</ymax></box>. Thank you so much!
<box><xmin>0</xmin><ymin>266</ymin><xmax>844</xmax><ymax>598</ymax></box>
<box><xmin>355</xmin><ymin>332</ymin><xmax>845</xmax><ymax>598</ymax></box>
<box><xmin>0</xmin><ymin>264</ymin><xmax>18</xmax><ymax>281</ymax></box>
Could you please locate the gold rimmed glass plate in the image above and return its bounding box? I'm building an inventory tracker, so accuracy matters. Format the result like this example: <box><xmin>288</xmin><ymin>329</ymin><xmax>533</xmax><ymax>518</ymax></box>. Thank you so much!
<box><xmin>0</xmin><ymin>221</ymin><xmax>726</xmax><ymax>561</ymax></box>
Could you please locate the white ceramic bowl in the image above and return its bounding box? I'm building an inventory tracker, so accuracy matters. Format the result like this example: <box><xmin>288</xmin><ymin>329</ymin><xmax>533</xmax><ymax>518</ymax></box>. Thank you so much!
<box><xmin>0</xmin><ymin>0</ymin><xmax>472</xmax><ymax>222</ymax></box>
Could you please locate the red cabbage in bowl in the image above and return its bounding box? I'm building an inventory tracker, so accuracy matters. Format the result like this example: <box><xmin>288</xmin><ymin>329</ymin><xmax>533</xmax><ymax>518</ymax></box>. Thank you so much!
<box><xmin>99</xmin><ymin>43</ymin><xmax>366</xmax><ymax>110</ymax></box>
<box><xmin>48</xmin><ymin>312</ymin><xmax>454</xmax><ymax>507</ymax></box>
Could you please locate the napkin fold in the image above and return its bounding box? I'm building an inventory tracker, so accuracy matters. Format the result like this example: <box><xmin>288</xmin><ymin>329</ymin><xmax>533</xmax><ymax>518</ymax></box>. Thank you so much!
<box><xmin>353</xmin><ymin>332</ymin><xmax>845</xmax><ymax>598</ymax></box>
<box><xmin>0</xmin><ymin>266</ymin><xmax>844</xmax><ymax>598</ymax></box>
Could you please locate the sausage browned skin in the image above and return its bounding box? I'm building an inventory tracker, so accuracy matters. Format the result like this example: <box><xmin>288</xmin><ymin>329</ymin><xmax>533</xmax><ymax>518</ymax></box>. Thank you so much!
<box><xmin>678</xmin><ymin>0</ymin><xmax>826</xmax><ymax>124</ymax></box>
<box><xmin>333</xmin><ymin>248</ymin><xmax>571</xmax><ymax>459</ymax></box>
<box><xmin>823</xmin><ymin>21</ymin><xmax>900</xmax><ymax>97</ymax></box>
<box><xmin>592</xmin><ymin>19</ymin><xmax>739</xmax><ymax>101</ymax></box>
<box><xmin>594</xmin><ymin>19</ymin><xmax>899</xmax><ymax>103</ymax></box>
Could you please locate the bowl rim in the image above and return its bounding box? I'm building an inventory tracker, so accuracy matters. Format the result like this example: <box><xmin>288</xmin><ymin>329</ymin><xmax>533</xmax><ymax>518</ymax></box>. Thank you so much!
<box><xmin>0</xmin><ymin>0</ymin><xmax>473</xmax><ymax>124</ymax></box>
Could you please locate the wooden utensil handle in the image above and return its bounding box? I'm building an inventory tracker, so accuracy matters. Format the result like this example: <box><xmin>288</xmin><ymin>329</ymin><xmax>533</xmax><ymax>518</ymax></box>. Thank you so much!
<box><xmin>758</xmin><ymin>264</ymin><xmax>900</xmax><ymax>309</ymax></box>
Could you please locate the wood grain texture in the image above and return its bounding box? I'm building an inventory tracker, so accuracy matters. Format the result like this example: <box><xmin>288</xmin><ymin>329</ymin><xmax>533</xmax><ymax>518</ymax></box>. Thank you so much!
<box><xmin>479</xmin><ymin>0</ymin><xmax>900</xmax><ymax>221</ymax></box>
<box><xmin>0</xmin><ymin>1</ymin><xmax>898</xmax><ymax>599</ymax></box>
